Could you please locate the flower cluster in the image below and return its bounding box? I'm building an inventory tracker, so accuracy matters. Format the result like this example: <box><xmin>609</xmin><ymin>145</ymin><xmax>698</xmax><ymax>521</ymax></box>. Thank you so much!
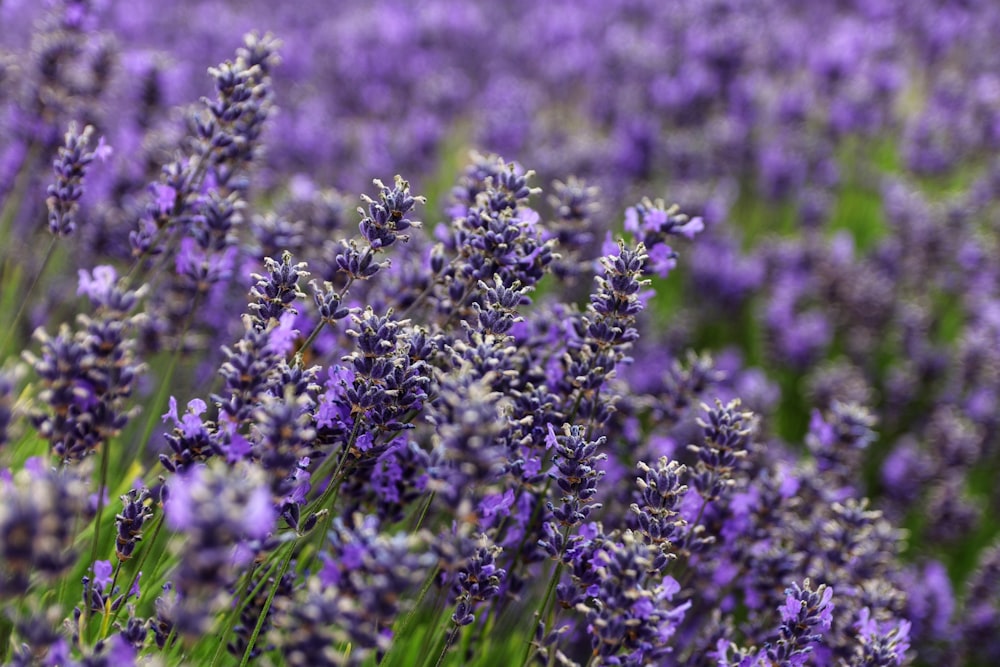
<box><xmin>4</xmin><ymin>3</ymin><xmax>1000</xmax><ymax>666</ymax></box>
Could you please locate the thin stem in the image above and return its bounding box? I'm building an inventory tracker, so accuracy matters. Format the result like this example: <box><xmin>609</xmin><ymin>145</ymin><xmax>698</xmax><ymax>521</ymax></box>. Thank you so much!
<box><xmin>126</xmin><ymin>333</ymin><xmax>185</xmax><ymax>476</ymax></box>
<box><xmin>99</xmin><ymin>560</ymin><xmax>126</xmax><ymax>638</ymax></box>
<box><xmin>680</xmin><ymin>495</ymin><xmax>710</xmax><ymax>554</ymax></box>
<box><xmin>297</xmin><ymin>275</ymin><xmax>355</xmax><ymax>366</ymax></box>
<box><xmin>519</xmin><ymin>560</ymin><xmax>563</xmax><ymax>667</ymax></box>
<box><xmin>209</xmin><ymin>562</ymin><xmax>258</xmax><ymax>667</ymax></box>
<box><xmin>432</xmin><ymin>624</ymin><xmax>461</xmax><ymax>667</ymax></box>
<box><xmin>519</xmin><ymin>523</ymin><xmax>572</xmax><ymax>667</ymax></box>
<box><xmin>297</xmin><ymin>321</ymin><xmax>327</xmax><ymax>359</ymax></box>
<box><xmin>0</xmin><ymin>236</ymin><xmax>57</xmax><ymax>356</ymax></box>
<box><xmin>410</xmin><ymin>491</ymin><xmax>435</xmax><ymax>533</ymax></box>
<box><xmin>85</xmin><ymin>437</ymin><xmax>114</xmax><ymax>622</ymax></box>
<box><xmin>380</xmin><ymin>563</ymin><xmax>441</xmax><ymax>666</ymax></box>
<box><xmin>238</xmin><ymin>542</ymin><xmax>295</xmax><ymax>667</ymax></box>
<box><xmin>109</xmin><ymin>514</ymin><xmax>164</xmax><ymax>628</ymax></box>
<box><xmin>308</xmin><ymin>414</ymin><xmax>363</xmax><ymax>513</ymax></box>
<box><xmin>0</xmin><ymin>141</ymin><xmax>39</xmax><ymax>272</ymax></box>
<box><xmin>0</xmin><ymin>613</ymin><xmax>12</xmax><ymax>664</ymax></box>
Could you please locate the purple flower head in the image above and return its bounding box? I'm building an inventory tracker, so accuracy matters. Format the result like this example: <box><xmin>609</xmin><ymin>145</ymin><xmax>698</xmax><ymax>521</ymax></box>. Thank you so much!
<box><xmin>766</xmin><ymin>579</ymin><xmax>835</xmax><ymax>666</ymax></box>
<box><xmin>852</xmin><ymin>609</ymin><xmax>912</xmax><ymax>666</ymax></box>
<box><xmin>165</xmin><ymin>461</ymin><xmax>275</xmax><ymax>539</ymax></box>
<box><xmin>479</xmin><ymin>488</ymin><xmax>516</xmax><ymax>521</ymax></box>
<box><xmin>648</xmin><ymin>242</ymin><xmax>678</xmax><ymax>277</ymax></box>
<box><xmin>358</xmin><ymin>175</ymin><xmax>425</xmax><ymax>250</ymax></box>
<box><xmin>77</xmin><ymin>265</ymin><xmax>118</xmax><ymax>304</ymax></box>
<box><xmin>277</xmin><ymin>513</ymin><xmax>427</xmax><ymax>665</ymax></box>
<box><xmin>544</xmin><ymin>424</ymin><xmax>607</xmax><ymax>530</ymax></box>
<box><xmin>107</xmin><ymin>634</ymin><xmax>136</xmax><ymax>665</ymax></box>
<box><xmin>688</xmin><ymin>399</ymin><xmax>755</xmax><ymax>502</ymax></box>
<box><xmin>163</xmin><ymin>460</ymin><xmax>276</xmax><ymax>639</ymax></box>
<box><xmin>247</xmin><ymin>251</ymin><xmax>309</xmax><ymax>331</ymax></box>
<box><xmin>47</xmin><ymin>123</ymin><xmax>103</xmax><ymax>237</ymax></box>
<box><xmin>153</xmin><ymin>183</ymin><xmax>177</xmax><ymax>214</ymax></box>
<box><xmin>625</xmin><ymin>198</ymin><xmax>704</xmax><ymax>244</ymax></box>
<box><xmin>93</xmin><ymin>136</ymin><xmax>113</xmax><ymax>162</ymax></box>
<box><xmin>581</xmin><ymin>530</ymin><xmax>689</xmax><ymax>663</ymax></box>
<box><xmin>630</xmin><ymin>456</ymin><xmax>688</xmax><ymax>557</ymax></box>
<box><xmin>266</xmin><ymin>311</ymin><xmax>299</xmax><ymax>356</ymax></box>
<box><xmin>779</xmin><ymin>582</ymin><xmax>834</xmax><ymax>631</ymax></box>
<box><xmin>0</xmin><ymin>466</ymin><xmax>89</xmax><ymax>594</ymax></box>
<box><xmin>162</xmin><ymin>396</ymin><xmax>208</xmax><ymax>439</ymax></box>
<box><xmin>45</xmin><ymin>639</ymin><xmax>71</xmax><ymax>667</ymax></box>
<box><xmin>92</xmin><ymin>559</ymin><xmax>113</xmax><ymax>590</ymax></box>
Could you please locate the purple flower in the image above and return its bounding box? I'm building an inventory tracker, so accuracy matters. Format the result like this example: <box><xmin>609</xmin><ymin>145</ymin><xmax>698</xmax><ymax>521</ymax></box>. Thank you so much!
<box><xmin>266</xmin><ymin>311</ymin><xmax>299</xmax><ymax>356</ymax></box>
<box><xmin>153</xmin><ymin>183</ymin><xmax>177</xmax><ymax>214</ymax></box>
<box><xmin>479</xmin><ymin>488</ymin><xmax>515</xmax><ymax>520</ymax></box>
<box><xmin>76</xmin><ymin>265</ymin><xmax>118</xmax><ymax>303</ymax></box>
<box><xmin>648</xmin><ymin>242</ymin><xmax>678</xmax><ymax>277</ymax></box>
<box><xmin>93</xmin><ymin>136</ymin><xmax>113</xmax><ymax>162</ymax></box>
<box><xmin>107</xmin><ymin>634</ymin><xmax>136</xmax><ymax>665</ymax></box>
<box><xmin>243</xmin><ymin>486</ymin><xmax>277</xmax><ymax>540</ymax></box>
<box><xmin>779</xmin><ymin>583</ymin><xmax>834</xmax><ymax>631</ymax></box>
<box><xmin>46</xmin><ymin>123</ymin><xmax>103</xmax><ymax>237</ymax></box>
<box><xmin>92</xmin><ymin>559</ymin><xmax>113</xmax><ymax>590</ymax></box>
<box><xmin>163</xmin><ymin>461</ymin><xmax>276</xmax><ymax>639</ymax></box>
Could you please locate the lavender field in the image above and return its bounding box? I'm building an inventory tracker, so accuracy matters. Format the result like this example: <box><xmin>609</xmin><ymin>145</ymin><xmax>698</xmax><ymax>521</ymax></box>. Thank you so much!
<box><xmin>0</xmin><ymin>0</ymin><xmax>996</xmax><ymax>664</ymax></box>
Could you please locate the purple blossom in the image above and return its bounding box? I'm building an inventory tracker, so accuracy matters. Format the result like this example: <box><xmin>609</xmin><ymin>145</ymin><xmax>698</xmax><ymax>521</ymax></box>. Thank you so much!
<box><xmin>92</xmin><ymin>559</ymin><xmax>113</xmax><ymax>589</ymax></box>
<box><xmin>76</xmin><ymin>265</ymin><xmax>118</xmax><ymax>303</ymax></box>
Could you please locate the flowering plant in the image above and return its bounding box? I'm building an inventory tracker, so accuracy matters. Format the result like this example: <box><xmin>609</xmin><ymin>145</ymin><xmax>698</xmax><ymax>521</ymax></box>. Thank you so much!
<box><xmin>1</xmin><ymin>1</ymin><xmax>999</xmax><ymax>665</ymax></box>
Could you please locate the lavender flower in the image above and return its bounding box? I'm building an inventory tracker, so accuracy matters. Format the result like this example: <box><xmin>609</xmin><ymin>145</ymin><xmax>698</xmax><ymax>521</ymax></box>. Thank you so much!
<box><xmin>358</xmin><ymin>175</ymin><xmax>423</xmax><ymax>250</ymax></box>
<box><xmin>451</xmin><ymin>541</ymin><xmax>506</xmax><ymax>626</ymax></box>
<box><xmin>0</xmin><ymin>465</ymin><xmax>89</xmax><ymax>596</ymax></box>
<box><xmin>273</xmin><ymin>514</ymin><xmax>429</xmax><ymax>666</ymax></box>
<box><xmin>0</xmin><ymin>366</ymin><xmax>23</xmax><ymax>448</ymax></box>
<box><xmin>539</xmin><ymin>424</ymin><xmax>606</xmax><ymax>559</ymax></box>
<box><xmin>766</xmin><ymin>579</ymin><xmax>835</xmax><ymax>666</ymax></box>
<box><xmin>851</xmin><ymin>608</ymin><xmax>912</xmax><ymax>666</ymax></box>
<box><xmin>46</xmin><ymin>123</ymin><xmax>108</xmax><ymax>237</ymax></box>
<box><xmin>25</xmin><ymin>266</ymin><xmax>146</xmax><ymax>463</ymax></box>
<box><xmin>578</xmin><ymin>530</ymin><xmax>688</xmax><ymax>664</ymax></box>
<box><xmin>623</xmin><ymin>198</ymin><xmax>704</xmax><ymax>277</ymax></box>
<box><xmin>114</xmin><ymin>487</ymin><xmax>154</xmax><ymax>562</ymax></box>
<box><xmin>163</xmin><ymin>460</ymin><xmax>275</xmax><ymax>638</ymax></box>
<box><xmin>630</xmin><ymin>456</ymin><xmax>688</xmax><ymax>564</ymax></box>
<box><xmin>247</xmin><ymin>251</ymin><xmax>309</xmax><ymax>331</ymax></box>
<box><xmin>687</xmin><ymin>399</ymin><xmax>754</xmax><ymax>503</ymax></box>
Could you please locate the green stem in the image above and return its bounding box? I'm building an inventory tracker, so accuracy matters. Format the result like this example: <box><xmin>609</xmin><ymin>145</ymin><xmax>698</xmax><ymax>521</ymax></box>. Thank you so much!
<box><xmin>0</xmin><ymin>141</ymin><xmax>39</xmax><ymax>271</ymax></box>
<box><xmin>109</xmin><ymin>514</ymin><xmax>164</xmax><ymax>628</ymax></box>
<box><xmin>238</xmin><ymin>542</ymin><xmax>295</xmax><ymax>667</ymax></box>
<box><xmin>519</xmin><ymin>560</ymin><xmax>563</xmax><ymax>667</ymax></box>
<box><xmin>209</xmin><ymin>562</ymin><xmax>258</xmax><ymax>667</ymax></box>
<box><xmin>297</xmin><ymin>321</ymin><xmax>326</xmax><ymax>359</ymax></box>
<box><xmin>0</xmin><ymin>614</ymin><xmax>13</xmax><ymax>664</ymax></box>
<box><xmin>296</xmin><ymin>276</ymin><xmax>354</xmax><ymax>364</ymax></box>
<box><xmin>520</xmin><ymin>522</ymin><xmax>572</xmax><ymax>667</ymax></box>
<box><xmin>379</xmin><ymin>563</ymin><xmax>441</xmax><ymax>666</ymax></box>
<box><xmin>419</xmin><ymin>620</ymin><xmax>449</xmax><ymax>667</ymax></box>
<box><xmin>99</xmin><ymin>560</ymin><xmax>126</xmax><ymax>638</ymax></box>
<box><xmin>0</xmin><ymin>236</ymin><xmax>57</xmax><ymax>357</ymax></box>
<box><xmin>85</xmin><ymin>436</ymin><xmax>114</xmax><ymax>622</ymax></box>
<box><xmin>307</xmin><ymin>414</ymin><xmax>363</xmax><ymax>514</ymax></box>
<box><xmin>432</xmin><ymin>623</ymin><xmax>461</xmax><ymax>667</ymax></box>
<box><xmin>410</xmin><ymin>491</ymin><xmax>435</xmax><ymax>533</ymax></box>
<box><xmin>126</xmin><ymin>336</ymin><xmax>185</xmax><ymax>476</ymax></box>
